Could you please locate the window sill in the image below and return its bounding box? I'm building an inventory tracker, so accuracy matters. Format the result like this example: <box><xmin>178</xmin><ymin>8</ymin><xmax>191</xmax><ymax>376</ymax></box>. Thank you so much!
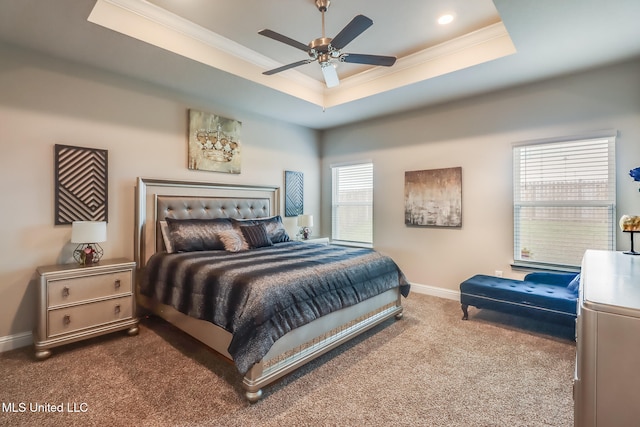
<box><xmin>330</xmin><ymin>240</ymin><xmax>373</xmax><ymax>249</ymax></box>
<box><xmin>511</xmin><ymin>261</ymin><xmax>580</xmax><ymax>274</ymax></box>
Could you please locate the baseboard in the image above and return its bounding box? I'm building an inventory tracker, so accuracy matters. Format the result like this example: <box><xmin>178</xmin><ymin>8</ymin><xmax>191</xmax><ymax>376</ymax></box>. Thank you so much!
<box><xmin>409</xmin><ymin>282</ymin><xmax>459</xmax><ymax>301</ymax></box>
<box><xmin>0</xmin><ymin>331</ymin><xmax>33</xmax><ymax>353</ymax></box>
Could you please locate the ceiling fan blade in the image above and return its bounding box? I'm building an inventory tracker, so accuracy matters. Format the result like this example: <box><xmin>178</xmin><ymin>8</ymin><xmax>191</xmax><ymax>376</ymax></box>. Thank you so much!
<box><xmin>330</xmin><ymin>15</ymin><xmax>373</xmax><ymax>50</ymax></box>
<box><xmin>258</xmin><ymin>29</ymin><xmax>309</xmax><ymax>52</ymax></box>
<box><xmin>321</xmin><ymin>63</ymin><xmax>340</xmax><ymax>88</ymax></box>
<box><xmin>342</xmin><ymin>53</ymin><xmax>396</xmax><ymax>66</ymax></box>
<box><xmin>263</xmin><ymin>59</ymin><xmax>313</xmax><ymax>75</ymax></box>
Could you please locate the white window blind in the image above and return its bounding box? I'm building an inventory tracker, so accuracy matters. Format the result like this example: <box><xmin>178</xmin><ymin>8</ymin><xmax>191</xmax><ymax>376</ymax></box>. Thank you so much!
<box><xmin>331</xmin><ymin>162</ymin><xmax>373</xmax><ymax>244</ymax></box>
<box><xmin>513</xmin><ymin>134</ymin><xmax>616</xmax><ymax>268</ymax></box>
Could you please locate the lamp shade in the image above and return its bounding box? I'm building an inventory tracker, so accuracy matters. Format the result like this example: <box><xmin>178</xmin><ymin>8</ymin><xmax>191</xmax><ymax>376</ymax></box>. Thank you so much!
<box><xmin>297</xmin><ymin>214</ymin><xmax>313</xmax><ymax>228</ymax></box>
<box><xmin>71</xmin><ymin>221</ymin><xmax>107</xmax><ymax>243</ymax></box>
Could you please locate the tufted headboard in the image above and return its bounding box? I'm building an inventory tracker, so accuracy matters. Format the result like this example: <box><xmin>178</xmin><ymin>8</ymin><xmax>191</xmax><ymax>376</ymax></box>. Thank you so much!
<box><xmin>135</xmin><ymin>177</ymin><xmax>280</xmax><ymax>269</ymax></box>
<box><xmin>154</xmin><ymin>196</ymin><xmax>271</xmax><ymax>252</ymax></box>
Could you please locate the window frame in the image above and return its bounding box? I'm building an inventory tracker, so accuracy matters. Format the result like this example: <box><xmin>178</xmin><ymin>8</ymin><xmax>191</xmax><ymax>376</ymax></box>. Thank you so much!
<box><xmin>512</xmin><ymin>131</ymin><xmax>616</xmax><ymax>269</ymax></box>
<box><xmin>330</xmin><ymin>161</ymin><xmax>374</xmax><ymax>247</ymax></box>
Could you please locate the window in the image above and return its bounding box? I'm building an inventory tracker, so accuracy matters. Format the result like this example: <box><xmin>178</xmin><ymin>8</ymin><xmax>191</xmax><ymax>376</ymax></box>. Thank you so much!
<box><xmin>513</xmin><ymin>133</ymin><xmax>616</xmax><ymax>268</ymax></box>
<box><xmin>331</xmin><ymin>162</ymin><xmax>373</xmax><ymax>245</ymax></box>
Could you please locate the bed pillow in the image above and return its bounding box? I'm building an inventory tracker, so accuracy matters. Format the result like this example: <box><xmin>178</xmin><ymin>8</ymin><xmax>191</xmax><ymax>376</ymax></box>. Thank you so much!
<box><xmin>158</xmin><ymin>220</ymin><xmax>175</xmax><ymax>253</ymax></box>
<box><xmin>239</xmin><ymin>223</ymin><xmax>273</xmax><ymax>248</ymax></box>
<box><xmin>217</xmin><ymin>229</ymin><xmax>249</xmax><ymax>252</ymax></box>
<box><xmin>232</xmin><ymin>215</ymin><xmax>290</xmax><ymax>243</ymax></box>
<box><xmin>165</xmin><ymin>217</ymin><xmax>233</xmax><ymax>252</ymax></box>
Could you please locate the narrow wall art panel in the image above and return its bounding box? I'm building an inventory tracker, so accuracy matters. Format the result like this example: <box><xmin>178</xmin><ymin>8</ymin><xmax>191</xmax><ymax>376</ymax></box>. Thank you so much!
<box><xmin>284</xmin><ymin>170</ymin><xmax>304</xmax><ymax>217</ymax></box>
<box><xmin>405</xmin><ymin>167</ymin><xmax>462</xmax><ymax>227</ymax></box>
<box><xmin>188</xmin><ymin>109</ymin><xmax>241</xmax><ymax>174</ymax></box>
<box><xmin>54</xmin><ymin>144</ymin><xmax>108</xmax><ymax>225</ymax></box>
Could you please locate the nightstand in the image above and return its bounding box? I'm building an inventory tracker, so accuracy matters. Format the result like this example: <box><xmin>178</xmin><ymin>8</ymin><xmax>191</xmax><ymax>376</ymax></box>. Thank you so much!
<box><xmin>34</xmin><ymin>258</ymin><xmax>139</xmax><ymax>360</ymax></box>
<box><xmin>300</xmin><ymin>237</ymin><xmax>330</xmax><ymax>245</ymax></box>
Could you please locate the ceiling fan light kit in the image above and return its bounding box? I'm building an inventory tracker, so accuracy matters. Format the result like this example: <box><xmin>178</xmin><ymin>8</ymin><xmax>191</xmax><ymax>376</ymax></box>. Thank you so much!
<box><xmin>260</xmin><ymin>0</ymin><xmax>396</xmax><ymax>88</ymax></box>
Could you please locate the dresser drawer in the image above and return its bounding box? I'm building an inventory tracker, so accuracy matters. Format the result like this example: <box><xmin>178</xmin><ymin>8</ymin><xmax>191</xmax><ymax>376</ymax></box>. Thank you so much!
<box><xmin>48</xmin><ymin>271</ymin><xmax>132</xmax><ymax>307</ymax></box>
<box><xmin>48</xmin><ymin>295</ymin><xmax>133</xmax><ymax>337</ymax></box>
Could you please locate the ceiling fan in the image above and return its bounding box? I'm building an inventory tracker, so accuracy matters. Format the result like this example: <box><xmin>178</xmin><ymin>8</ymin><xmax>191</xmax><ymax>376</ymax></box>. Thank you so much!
<box><xmin>259</xmin><ymin>0</ymin><xmax>396</xmax><ymax>88</ymax></box>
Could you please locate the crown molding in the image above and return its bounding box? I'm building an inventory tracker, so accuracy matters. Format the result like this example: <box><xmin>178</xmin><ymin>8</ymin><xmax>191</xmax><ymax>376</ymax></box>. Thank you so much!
<box><xmin>88</xmin><ymin>0</ymin><xmax>325</xmax><ymax>105</ymax></box>
<box><xmin>88</xmin><ymin>0</ymin><xmax>515</xmax><ymax>109</ymax></box>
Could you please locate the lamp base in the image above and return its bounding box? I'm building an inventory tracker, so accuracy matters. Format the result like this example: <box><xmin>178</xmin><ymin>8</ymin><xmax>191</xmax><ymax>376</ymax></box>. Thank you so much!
<box><xmin>73</xmin><ymin>243</ymin><xmax>104</xmax><ymax>265</ymax></box>
<box><xmin>623</xmin><ymin>231</ymin><xmax>639</xmax><ymax>255</ymax></box>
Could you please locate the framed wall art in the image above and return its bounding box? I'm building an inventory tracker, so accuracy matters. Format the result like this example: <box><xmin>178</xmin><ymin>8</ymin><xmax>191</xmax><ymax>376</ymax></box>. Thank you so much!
<box><xmin>188</xmin><ymin>109</ymin><xmax>242</xmax><ymax>174</ymax></box>
<box><xmin>404</xmin><ymin>167</ymin><xmax>462</xmax><ymax>227</ymax></box>
<box><xmin>284</xmin><ymin>170</ymin><xmax>304</xmax><ymax>217</ymax></box>
<box><xmin>54</xmin><ymin>144</ymin><xmax>108</xmax><ymax>225</ymax></box>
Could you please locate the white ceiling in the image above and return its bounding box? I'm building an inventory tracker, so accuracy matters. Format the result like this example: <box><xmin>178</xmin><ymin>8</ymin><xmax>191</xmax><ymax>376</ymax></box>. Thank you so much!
<box><xmin>1</xmin><ymin>0</ymin><xmax>639</xmax><ymax>130</ymax></box>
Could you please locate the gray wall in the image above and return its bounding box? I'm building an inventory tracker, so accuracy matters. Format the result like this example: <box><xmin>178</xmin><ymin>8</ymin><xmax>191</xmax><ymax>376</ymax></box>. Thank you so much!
<box><xmin>321</xmin><ymin>58</ymin><xmax>640</xmax><ymax>297</ymax></box>
<box><xmin>0</xmin><ymin>43</ymin><xmax>321</xmax><ymax>344</ymax></box>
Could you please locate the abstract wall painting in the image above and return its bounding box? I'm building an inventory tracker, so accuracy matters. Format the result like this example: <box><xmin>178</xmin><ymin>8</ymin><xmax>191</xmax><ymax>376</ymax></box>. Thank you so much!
<box><xmin>405</xmin><ymin>167</ymin><xmax>462</xmax><ymax>227</ymax></box>
<box><xmin>54</xmin><ymin>144</ymin><xmax>108</xmax><ymax>225</ymax></box>
<box><xmin>188</xmin><ymin>109</ymin><xmax>241</xmax><ymax>174</ymax></box>
<box><xmin>284</xmin><ymin>170</ymin><xmax>304</xmax><ymax>217</ymax></box>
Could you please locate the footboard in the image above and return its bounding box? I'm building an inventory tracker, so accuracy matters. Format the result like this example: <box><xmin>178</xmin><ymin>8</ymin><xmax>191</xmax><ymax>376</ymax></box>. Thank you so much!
<box><xmin>139</xmin><ymin>287</ymin><xmax>403</xmax><ymax>402</ymax></box>
<box><xmin>243</xmin><ymin>288</ymin><xmax>403</xmax><ymax>402</ymax></box>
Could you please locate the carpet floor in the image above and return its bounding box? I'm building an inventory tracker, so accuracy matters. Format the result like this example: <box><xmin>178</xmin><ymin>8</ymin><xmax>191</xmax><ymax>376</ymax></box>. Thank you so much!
<box><xmin>0</xmin><ymin>293</ymin><xmax>575</xmax><ymax>427</ymax></box>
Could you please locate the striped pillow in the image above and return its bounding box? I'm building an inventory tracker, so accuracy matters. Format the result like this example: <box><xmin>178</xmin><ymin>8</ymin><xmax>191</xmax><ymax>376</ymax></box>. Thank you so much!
<box><xmin>239</xmin><ymin>223</ymin><xmax>273</xmax><ymax>249</ymax></box>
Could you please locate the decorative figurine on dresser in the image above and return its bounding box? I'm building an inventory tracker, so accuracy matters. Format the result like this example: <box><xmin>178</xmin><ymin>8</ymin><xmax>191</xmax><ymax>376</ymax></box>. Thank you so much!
<box><xmin>33</xmin><ymin>257</ymin><xmax>139</xmax><ymax>360</ymax></box>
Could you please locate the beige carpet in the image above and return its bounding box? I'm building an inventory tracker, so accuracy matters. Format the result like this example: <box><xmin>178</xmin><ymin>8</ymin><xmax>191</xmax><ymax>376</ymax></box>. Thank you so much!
<box><xmin>0</xmin><ymin>294</ymin><xmax>575</xmax><ymax>427</ymax></box>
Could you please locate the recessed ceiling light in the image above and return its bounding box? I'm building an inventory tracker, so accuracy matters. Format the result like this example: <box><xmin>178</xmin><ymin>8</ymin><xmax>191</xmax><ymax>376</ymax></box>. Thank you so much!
<box><xmin>438</xmin><ymin>14</ymin><xmax>454</xmax><ymax>25</ymax></box>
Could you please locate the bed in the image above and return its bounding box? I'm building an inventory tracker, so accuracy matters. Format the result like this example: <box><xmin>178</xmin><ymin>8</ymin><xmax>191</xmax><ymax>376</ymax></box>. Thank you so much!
<box><xmin>134</xmin><ymin>177</ymin><xmax>409</xmax><ymax>402</ymax></box>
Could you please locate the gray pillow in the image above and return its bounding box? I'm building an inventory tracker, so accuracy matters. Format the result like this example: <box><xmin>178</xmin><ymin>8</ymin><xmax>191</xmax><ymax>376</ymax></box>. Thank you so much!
<box><xmin>217</xmin><ymin>229</ymin><xmax>249</xmax><ymax>252</ymax></box>
<box><xmin>239</xmin><ymin>223</ymin><xmax>273</xmax><ymax>248</ymax></box>
<box><xmin>165</xmin><ymin>217</ymin><xmax>233</xmax><ymax>252</ymax></box>
<box><xmin>232</xmin><ymin>215</ymin><xmax>290</xmax><ymax>243</ymax></box>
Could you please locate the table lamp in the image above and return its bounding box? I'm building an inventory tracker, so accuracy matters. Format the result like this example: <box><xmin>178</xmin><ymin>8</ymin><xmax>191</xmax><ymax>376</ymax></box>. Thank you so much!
<box><xmin>71</xmin><ymin>221</ymin><xmax>106</xmax><ymax>264</ymax></box>
<box><xmin>297</xmin><ymin>214</ymin><xmax>313</xmax><ymax>240</ymax></box>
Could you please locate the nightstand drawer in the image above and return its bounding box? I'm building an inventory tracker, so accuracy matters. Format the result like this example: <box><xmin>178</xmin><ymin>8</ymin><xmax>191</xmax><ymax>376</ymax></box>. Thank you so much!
<box><xmin>48</xmin><ymin>295</ymin><xmax>133</xmax><ymax>337</ymax></box>
<box><xmin>48</xmin><ymin>271</ymin><xmax>132</xmax><ymax>307</ymax></box>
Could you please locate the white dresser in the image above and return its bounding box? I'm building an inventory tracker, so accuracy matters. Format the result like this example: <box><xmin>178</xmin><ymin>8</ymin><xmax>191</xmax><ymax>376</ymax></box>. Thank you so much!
<box><xmin>574</xmin><ymin>250</ymin><xmax>640</xmax><ymax>427</ymax></box>
<box><xmin>34</xmin><ymin>258</ymin><xmax>139</xmax><ymax>359</ymax></box>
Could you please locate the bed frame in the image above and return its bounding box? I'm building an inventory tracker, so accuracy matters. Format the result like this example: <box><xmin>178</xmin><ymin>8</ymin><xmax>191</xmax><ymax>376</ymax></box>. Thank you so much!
<box><xmin>134</xmin><ymin>177</ymin><xmax>404</xmax><ymax>402</ymax></box>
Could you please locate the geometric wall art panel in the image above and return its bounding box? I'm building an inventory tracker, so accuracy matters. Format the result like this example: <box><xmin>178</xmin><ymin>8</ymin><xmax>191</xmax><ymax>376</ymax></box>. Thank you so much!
<box><xmin>404</xmin><ymin>166</ymin><xmax>462</xmax><ymax>227</ymax></box>
<box><xmin>54</xmin><ymin>144</ymin><xmax>108</xmax><ymax>225</ymax></box>
<box><xmin>284</xmin><ymin>170</ymin><xmax>304</xmax><ymax>217</ymax></box>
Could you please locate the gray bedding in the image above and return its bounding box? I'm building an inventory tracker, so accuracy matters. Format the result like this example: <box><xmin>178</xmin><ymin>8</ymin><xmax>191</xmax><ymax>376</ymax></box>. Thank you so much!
<box><xmin>140</xmin><ymin>241</ymin><xmax>410</xmax><ymax>374</ymax></box>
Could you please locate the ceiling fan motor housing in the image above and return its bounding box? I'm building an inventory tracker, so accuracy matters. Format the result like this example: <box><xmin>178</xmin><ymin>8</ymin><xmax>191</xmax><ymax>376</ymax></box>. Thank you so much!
<box><xmin>309</xmin><ymin>37</ymin><xmax>333</xmax><ymax>58</ymax></box>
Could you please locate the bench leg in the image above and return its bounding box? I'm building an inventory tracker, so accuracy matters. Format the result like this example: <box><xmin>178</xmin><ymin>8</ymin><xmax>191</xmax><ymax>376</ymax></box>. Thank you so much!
<box><xmin>461</xmin><ymin>304</ymin><xmax>469</xmax><ymax>320</ymax></box>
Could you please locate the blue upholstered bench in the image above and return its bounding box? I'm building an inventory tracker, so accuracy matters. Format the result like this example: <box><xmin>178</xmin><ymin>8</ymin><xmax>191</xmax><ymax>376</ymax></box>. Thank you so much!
<box><xmin>460</xmin><ymin>272</ymin><xmax>580</xmax><ymax>326</ymax></box>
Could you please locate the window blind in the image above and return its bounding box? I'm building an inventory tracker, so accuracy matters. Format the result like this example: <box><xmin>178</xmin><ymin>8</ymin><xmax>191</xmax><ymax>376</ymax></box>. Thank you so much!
<box><xmin>513</xmin><ymin>135</ymin><xmax>616</xmax><ymax>267</ymax></box>
<box><xmin>331</xmin><ymin>162</ymin><xmax>373</xmax><ymax>244</ymax></box>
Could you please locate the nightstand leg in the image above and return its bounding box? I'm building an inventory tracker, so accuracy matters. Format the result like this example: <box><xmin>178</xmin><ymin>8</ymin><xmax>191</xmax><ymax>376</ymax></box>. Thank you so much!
<box><xmin>35</xmin><ymin>349</ymin><xmax>52</xmax><ymax>360</ymax></box>
<box><xmin>127</xmin><ymin>325</ymin><xmax>139</xmax><ymax>336</ymax></box>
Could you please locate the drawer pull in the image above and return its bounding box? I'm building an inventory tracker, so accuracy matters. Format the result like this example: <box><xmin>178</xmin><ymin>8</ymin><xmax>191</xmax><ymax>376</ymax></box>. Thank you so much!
<box><xmin>114</xmin><ymin>304</ymin><xmax>121</xmax><ymax>315</ymax></box>
<box><xmin>114</xmin><ymin>279</ymin><xmax>121</xmax><ymax>289</ymax></box>
<box><xmin>62</xmin><ymin>286</ymin><xmax>70</xmax><ymax>297</ymax></box>
<box><xmin>63</xmin><ymin>315</ymin><xmax>71</xmax><ymax>325</ymax></box>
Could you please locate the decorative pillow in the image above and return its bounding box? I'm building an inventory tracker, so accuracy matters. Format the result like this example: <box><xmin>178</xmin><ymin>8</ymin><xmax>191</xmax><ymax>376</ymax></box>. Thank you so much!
<box><xmin>239</xmin><ymin>223</ymin><xmax>273</xmax><ymax>249</ymax></box>
<box><xmin>158</xmin><ymin>220</ymin><xmax>175</xmax><ymax>253</ymax></box>
<box><xmin>217</xmin><ymin>229</ymin><xmax>249</xmax><ymax>252</ymax></box>
<box><xmin>232</xmin><ymin>215</ymin><xmax>290</xmax><ymax>243</ymax></box>
<box><xmin>165</xmin><ymin>217</ymin><xmax>233</xmax><ymax>252</ymax></box>
<box><xmin>567</xmin><ymin>274</ymin><xmax>581</xmax><ymax>293</ymax></box>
